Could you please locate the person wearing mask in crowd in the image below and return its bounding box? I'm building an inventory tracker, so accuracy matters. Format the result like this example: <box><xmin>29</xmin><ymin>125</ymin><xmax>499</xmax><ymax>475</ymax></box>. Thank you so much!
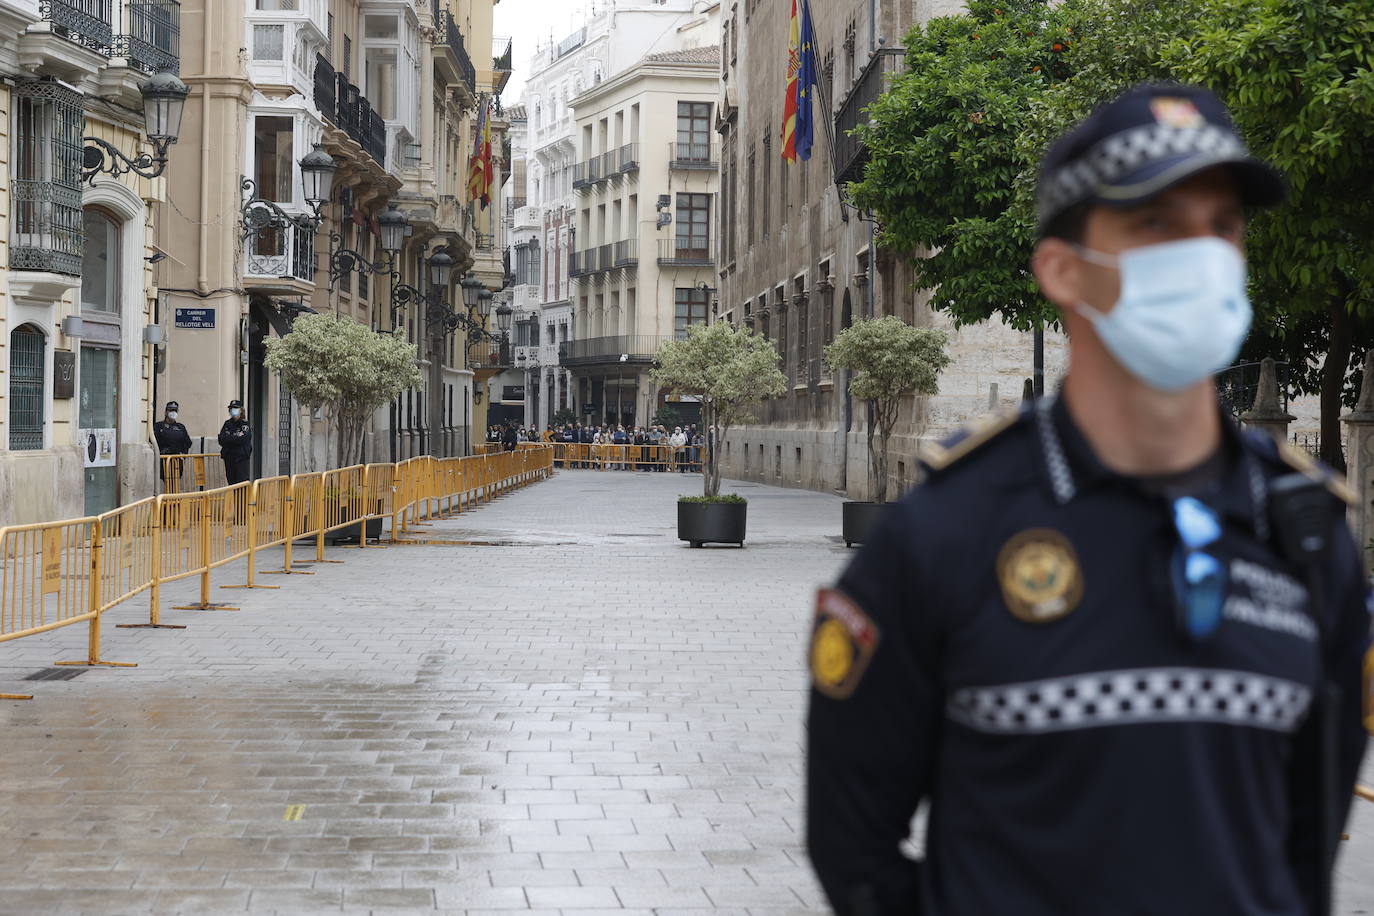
<box><xmin>670</xmin><ymin>426</ymin><xmax>689</xmax><ymax>471</ymax></box>
<box><xmin>501</xmin><ymin>422</ymin><xmax>518</xmax><ymax>452</ymax></box>
<box><xmin>153</xmin><ymin>400</ymin><xmax>192</xmax><ymax>491</ymax></box>
<box><xmin>218</xmin><ymin>400</ymin><xmax>253</xmax><ymax>485</ymax></box>
<box><xmin>648</xmin><ymin>425</ymin><xmax>663</xmax><ymax>471</ymax></box>
<box><xmin>690</xmin><ymin>427</ymin><xmax>705</xmax><ymax>473</ymax></box>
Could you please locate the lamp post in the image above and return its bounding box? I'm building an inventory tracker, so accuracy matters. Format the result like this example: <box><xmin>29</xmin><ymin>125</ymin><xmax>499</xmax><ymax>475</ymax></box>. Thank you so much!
<box><xmin>83</xmin><ymin>71</ymin><xmax>189</xmax><ymax>182</ymax></box>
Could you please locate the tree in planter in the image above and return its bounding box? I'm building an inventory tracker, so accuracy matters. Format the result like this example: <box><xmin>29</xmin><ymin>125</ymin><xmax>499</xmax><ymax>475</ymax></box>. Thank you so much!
<box><xmin>264</xmin><ymin>314</ymin><xmax>423</xmax><ymax>468</ymax></box>
<box><xmin>550</xmin><ymin>407</ymin><xmax>578</xmax><ymax>428</ymax></box>
<box><xmin>652</xmin><ymin>322</ymin><xmax>786</xmax><ymax>499</ymax></box>
<box><xmin>825</xmin><ymin>316</ymin><xmax>951</xmax><ymax>504</ymax></box>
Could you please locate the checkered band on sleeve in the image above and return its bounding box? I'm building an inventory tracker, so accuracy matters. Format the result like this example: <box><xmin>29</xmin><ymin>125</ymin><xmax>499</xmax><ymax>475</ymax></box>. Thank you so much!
<box><xmin>946</xmin><ymin>667</ymin><xmax>1312</xmax><ymax>735</ymax></box>
<box><xmin>1037</xmin><ymin>124</ymin><xmax>1248</xmax><ymax>226</ymax></box>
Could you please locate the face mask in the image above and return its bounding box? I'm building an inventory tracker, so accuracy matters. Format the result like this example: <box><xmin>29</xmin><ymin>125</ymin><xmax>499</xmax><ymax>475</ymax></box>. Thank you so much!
<box><xmin>229</xmin><ymin>408</ymin><xmax>241</xmax><ymax>419</ymax></box>
<box><xmin>1073</xmin><ymin>237</ymin><xmax>1251</xmax><ymax>392</ymax></box>
<box><xmin>167</xmin><ymin>411</ymin><xmax>178</xmax><ymax>421</ymax></box>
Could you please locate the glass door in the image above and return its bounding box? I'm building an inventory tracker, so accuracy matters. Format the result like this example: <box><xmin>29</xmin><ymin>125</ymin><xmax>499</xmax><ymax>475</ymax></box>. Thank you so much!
<box><xmin>80</xmin><ymin>346</ymin><xmax>119</xmax><ymax>516</ymax></box>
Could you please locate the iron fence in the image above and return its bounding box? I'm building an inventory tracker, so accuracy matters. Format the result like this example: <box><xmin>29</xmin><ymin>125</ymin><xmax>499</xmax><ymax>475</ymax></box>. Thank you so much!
<box><xmin>41</xmin><ymin>0</ymin><xmax>113</xmax><ymax>53</ymax></box>
<box><xmin>116</xmin><ymin>0</ymin><xmax>179</xmax><ymax>74</ymax></box>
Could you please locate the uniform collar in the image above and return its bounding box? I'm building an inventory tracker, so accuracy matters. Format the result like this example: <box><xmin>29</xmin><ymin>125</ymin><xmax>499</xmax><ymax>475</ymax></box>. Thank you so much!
<box><xmin>1033</xmin><ymin>394</ymin><xmax>1268</xmax><ymax>539</ymax></box>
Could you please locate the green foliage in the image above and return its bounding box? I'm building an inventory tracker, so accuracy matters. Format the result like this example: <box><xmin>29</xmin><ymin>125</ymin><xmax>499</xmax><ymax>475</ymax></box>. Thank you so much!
<box><xmin>825</xmin><ymin>317</ymin><xmax>951</xmax><ymax>503</ymax></box>
<box><xmin>851</xmin><ymin>0</ymin><xmax>1080</xmax><ymax>331</ymax></box>
<box><xmin>264</xmin><ymin>314</ymin><xmax>422</xmax><ymax>467</ymax></box>
<box><xmin>678</xmin><ymin>494</ymin><xmax>747</xmax><ymax>505</ymax></box>
<box><xmin>550</xmin><ymin>407</ymin><xmax>578</xmax><ymax>427</ymax></box>
<box><xmin>652</xmin><ymin>322</ymin><xmax>786</xmax><ymax>498</ymax></box>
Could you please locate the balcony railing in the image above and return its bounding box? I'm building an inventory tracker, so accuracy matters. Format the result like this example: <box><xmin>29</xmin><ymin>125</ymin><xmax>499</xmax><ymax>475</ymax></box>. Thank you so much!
<box><xmin>316</xmin><ymin>59</ymin><xmax>386</xmax><ymax>168</ymax></box>
<box><xmin>468</xmin><ymin>338</ymin><xmax>512</xmax><ymax>371</ymax></box>
<box><xmin>595</xmin><ymin>243</ymin><xmax>612</xmax><ymax>272</ymax></box>
<box><xmin>313</xmin><ymin>52</ymin><xmax>335</xmax><ymax>114</ymax></box>
<box><xmin>669</xmin><ymin>141</ymin><xmax>718</xmax><ymax>170</ymax></box>
<box><xmin>613</xmin><ymin>239</ymin><xmax>638</xmax><ymax>267</ymax></box>
<box><xmin>114</xmin><ymin>0</ymin><xmax>179</xmax><ymax>74</ymax></box>
<box><xmin>476</xmin><ymin>233</ymin><xmax>496</xmax><ymax>251</ymax></box>
<box><xmin>244</xmin><ymin>219</ymin><xmax>315</xmax><ymax>284</ymax></box>
<box><xmin>560</xmin><ymin>335</ymin><xmax>668</xmax><ymax>368</ymax></box>
<box><xmin>42</xmin><ymin>0</ymin><xmax>114</xmax><ymax>54</ymax></box>
<box><xmin>556</xmin><ymin>26</ymin><xmax>585</xmax><ymax>60</ymax></box>
<box><xmin>441</xmin><ymin>9</ymin><xmax>477</xmax><ymax>96</ymax></box>
<box><xmin>657</xmin><ymin>237</ymin><xmax>713</xmax><ymax>267</ymax></box>
<box><xmin>573</xmin><ymin>156</ymin><xmax>603</xmax><ymax>191</ymax></box>
<box><xmin>614</xmin><ymin>143</ymin><xmax>640</xmax><ymax>173</ymax></box>
<box><xmin>834</xmin><ymin>48</ymin><xmax>905</xmax><ymax>185</ymax></box>
<box><xmin>569</xmin><ymin>249</ymin><xmax>589</xmax><ymax>278</ymax></box>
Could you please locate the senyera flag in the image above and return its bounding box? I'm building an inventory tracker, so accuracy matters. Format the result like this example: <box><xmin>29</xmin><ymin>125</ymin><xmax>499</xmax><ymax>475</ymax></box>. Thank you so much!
<box><xmin>781</xmin><ymin>0</ymin><xmax>817</xmax><ymax>163</ymax></box>
<box><xmin>467</xmin><ymin>96</ymin><xmax>494</xmax><ymax>208</ymax></box>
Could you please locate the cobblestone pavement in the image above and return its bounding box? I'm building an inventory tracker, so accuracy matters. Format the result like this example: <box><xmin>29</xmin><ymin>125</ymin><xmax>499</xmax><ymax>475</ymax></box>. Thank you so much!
<box><xmin>1</xmin><ymin>469</ymin><xmax>1372</xmax><ymax>915</ymax></box>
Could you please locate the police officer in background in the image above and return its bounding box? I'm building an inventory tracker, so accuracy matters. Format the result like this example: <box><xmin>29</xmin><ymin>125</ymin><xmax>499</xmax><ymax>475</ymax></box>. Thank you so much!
<box><xmin>807</xmin><ymin>84</ymin><xmax>1369</xmax><ymax>915</ymax></box>
<box><xmin>153</xmin><ymin>400</ymin><xmax>191</xmax><ymax>489</ymax></box>
<box><xmin>217</xmin><ymin>399</ymin><xmax>253</xmax><ymax>485</ymax></box>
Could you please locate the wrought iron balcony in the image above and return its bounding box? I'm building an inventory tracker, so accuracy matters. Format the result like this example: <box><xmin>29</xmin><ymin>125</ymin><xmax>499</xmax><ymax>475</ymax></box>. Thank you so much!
<box><xmin>244</xmin><ymin>218</ymin><xmax>315</xmax><ymax>286</ymax></box>
<box><xmin>41</xmin><ymin>0</ymin><xmax>114</xmax><ymax>54</ymax></box>
<box><xmin>572</xmin><ymin>157</ymin><xmax>603</xmax><ymax>191</ymax></box>
<box><xmin>364</xmin><ymin>107</ymin><xmax>386</xmax><ymax>165</ymax></box>
<box><xmin>569</xmin><ymin>249</ymin><xmax>589</xmax><ymax>278</ymax></box>
<box><xmin>559</xmin><ymin>335</ymin><xmax>667</xmax><ymax>368</ymax></box>
<box><xmin>317</xmin><ymin>62</ymin><xmax>386</xmax><ymax>168</ymax></box>
<box><xmin>669</xmin><ymin>141</ymin><xmax>717</xmax><ymax>170</ymax></box>
<box><xmin>114</xmin><ymin>0</ymin><xmax>180</xmax><ymax>74</ymax></box>
<box><xmin>595</xmin><ymin>243</ymin><xmax>612</xmax><ymax>272</ymax></box>
<box><xmin>475</xmin><ymin>233</ymin><xmax>496</xmax><ymax>251</ymax></box>
<box><xmin>614</xmin><ymin>143</ymin><xmax>639</xmax><ymax>173</ymax></box>
<box><xmin>613</xmin><ymin>239</ymin><xmax>638</xmax><ymax>268</ymax></box>
<box><xmin>313</xmin><ymin>53</ymin><xmax>335</xmax><ymax>114</ymax></box>
<box><xmin>468</xmin><ymin>337</ymin><xmax>512</xmax><ymax>371</ymax></box>
<box><xmin>493</xmin><ymin>37</ymin><xmax>512</xmax><ymax>94</ymax></box>
<box><xmin>834</xmin><ymin>48</ymin><xmax>905</xmax><ymax>185</ymax></box>
<box><xmin>440</xmin><ymin>9</ymin><xmax>477</xmax><ymax>97</ymax></box>
<box><xmin>657</xmin><ymin>238</ymin><xmax>713</xmax><ymax>267</ymax></box>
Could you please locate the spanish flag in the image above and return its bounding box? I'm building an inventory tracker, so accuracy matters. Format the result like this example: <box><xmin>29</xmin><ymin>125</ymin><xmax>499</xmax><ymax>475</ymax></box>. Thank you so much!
<box><xmin>781</xmin><ymin>0</ymin><xmax>817</xmax><ymax>163</ymax></box>
<box><xmin>467</xmin><ymin>97</ymin><xmax>494</xmax><ymax>208</ymax></box>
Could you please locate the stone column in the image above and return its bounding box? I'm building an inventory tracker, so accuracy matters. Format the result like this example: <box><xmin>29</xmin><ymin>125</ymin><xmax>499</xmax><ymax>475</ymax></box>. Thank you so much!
<box><xmin>1342</xmin><ymin>349</ymin><xmax>1374</xmax><ymax>569</ymax></box>
<box><xmin>1240</xmin><ymin>357</ymin><xmax>1295</xmax><ymax>441</ymax></box>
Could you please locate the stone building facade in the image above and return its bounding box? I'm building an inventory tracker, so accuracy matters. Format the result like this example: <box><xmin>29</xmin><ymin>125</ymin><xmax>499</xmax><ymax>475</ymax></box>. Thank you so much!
<box><xmin>715</xmin><ymin>0</ymin><xmax>1065</xmax><ymax>500</ymax></box>
<box><xmin>158</xmin><ymin>0</ymin><xmax>508</xmax><ymax>478</ymax></box>
<box><xmin>0</xmin><ymin>0</ymin><xmax>180</xmax><ymax>526</ymax></box>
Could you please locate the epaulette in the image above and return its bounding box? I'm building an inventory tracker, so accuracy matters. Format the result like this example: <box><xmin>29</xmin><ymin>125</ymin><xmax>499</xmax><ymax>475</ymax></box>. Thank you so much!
<box><xmin>1273</xmin><ymin>439</ymin><xmax>1358</xmax><ymax>507</ymax></box>
<box><xmin>918</xmin><ymin>409</ymin><xmax>1022</xmax><ymax>473</ymax></box>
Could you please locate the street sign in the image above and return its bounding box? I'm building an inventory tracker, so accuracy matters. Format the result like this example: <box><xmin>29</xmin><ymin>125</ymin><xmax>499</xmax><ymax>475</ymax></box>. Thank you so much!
<box><xmin>174</xmin><ymin>307</ymin><xmax>215</xmax><ymax>329</ymax></box>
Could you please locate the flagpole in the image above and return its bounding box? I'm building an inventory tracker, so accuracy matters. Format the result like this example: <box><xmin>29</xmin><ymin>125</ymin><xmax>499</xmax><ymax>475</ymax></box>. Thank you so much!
<box><xmin>810</xmin><ymin>36</ymin><xmax>849</xmax><ymax>224</ymax></box>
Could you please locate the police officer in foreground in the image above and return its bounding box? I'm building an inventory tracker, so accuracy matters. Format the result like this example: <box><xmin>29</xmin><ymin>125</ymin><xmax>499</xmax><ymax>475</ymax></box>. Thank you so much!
<box><xmin>153</xmin><ymin>400</ymin><xmax>191</xmax><ymax>489</ymax></box>
<box><xmin>217</xmin><ymin>399</ymin><xmax>253</xmax><ymax>485</ymax></box>
<box><xmin>807</xmin><ymin>84</ymin><xmax>1369</xmax><ymax>915</ymax></box>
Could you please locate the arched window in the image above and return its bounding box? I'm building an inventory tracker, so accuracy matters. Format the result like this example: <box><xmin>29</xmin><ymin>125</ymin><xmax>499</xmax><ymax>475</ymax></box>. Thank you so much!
<box><xmin>80</xmin><ymin>208</ymin><xmax>121</xmax><ymax>312</ymax></box>
<box><xmin>9</xmin><ymin>325</ymin><xmax>45</xmax><ymax>450</ymax></box>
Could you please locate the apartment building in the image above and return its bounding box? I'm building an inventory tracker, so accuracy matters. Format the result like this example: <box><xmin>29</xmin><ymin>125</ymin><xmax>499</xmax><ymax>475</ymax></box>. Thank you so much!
<box><xmin>520</xmin><ymin>0</ymin><xmax>719</xmax><ymax>430</ymax></box>
<box><xmin>715</xmin><ymin>0</ymin><xmax>1065</xmax><ymax>498</ymax></box>
<box><xmin>158</xmin><ymin>0</ymin><xmax>507</xmax><ymax>476</ymax></box>
<box><xmin>0</xmin><ymin>0</ymin><xmax>183</xmax><ymax>525</ymax></box>
<box><xmin>565</xmin><ymin>44</ymin><xmax>720</xmax><ymax>429</ymax></box>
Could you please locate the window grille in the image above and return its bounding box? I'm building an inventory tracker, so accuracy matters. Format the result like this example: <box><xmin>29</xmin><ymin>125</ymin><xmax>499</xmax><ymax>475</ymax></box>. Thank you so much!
<box><xmin>9</xmin><ymin>327</ymin><xmax>46</xmax><ymax>450</ymax></box>
<box><xmin>12</xmin><ymin>80</ymin><xmax>84</xmax><ymax>277</ymax></box>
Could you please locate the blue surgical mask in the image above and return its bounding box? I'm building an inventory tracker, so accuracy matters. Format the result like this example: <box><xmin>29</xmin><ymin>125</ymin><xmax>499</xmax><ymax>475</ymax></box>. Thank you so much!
<box><xmin>1073</xmin><ymin>237</ymin><xmax>1252</xmax><ymax>392</ymax></box>
<box><xmin>229</xmin><ymin>407</ymin><xmax>241</xmax><ymax>419</ymax></box>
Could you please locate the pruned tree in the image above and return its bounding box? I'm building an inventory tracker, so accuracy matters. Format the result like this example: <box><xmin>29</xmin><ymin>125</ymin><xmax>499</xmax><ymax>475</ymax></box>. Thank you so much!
<box><xmin>825</xmin><ymin>317</ymin><xmax>951</xmax><ymax>504</ymax></box>
<box><xmin>264</xmin><ymin>314</ymin><xmax>423</xmax><ymax>468</ymax></box>
<box><xmin>652</xmin><ymin>322</ymin><xmax>787</xmax><ymax>499</ymax></box>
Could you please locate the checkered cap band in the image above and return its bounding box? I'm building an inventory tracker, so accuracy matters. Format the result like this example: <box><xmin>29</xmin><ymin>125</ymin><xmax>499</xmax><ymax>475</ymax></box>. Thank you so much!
<box><xmin>947</xmin><ymin>667</ymin><xmax>1311</xmax><ymax>735</ymax></box>
<box><xmin>1038</xmin><ymin>123</ymin><xmax>1247</xmax><ymax>227</ymax></box>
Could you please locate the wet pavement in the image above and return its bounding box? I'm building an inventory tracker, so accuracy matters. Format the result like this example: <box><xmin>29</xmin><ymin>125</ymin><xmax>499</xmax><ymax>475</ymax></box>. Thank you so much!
<box><xmin>1</xmin><ymin>468</ymin><xmax>1372</xmax><ymax>914</ymax></box>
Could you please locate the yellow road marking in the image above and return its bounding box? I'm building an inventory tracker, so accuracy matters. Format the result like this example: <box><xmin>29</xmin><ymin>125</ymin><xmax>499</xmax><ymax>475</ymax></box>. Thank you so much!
<box><xmin>283</xmin><ymin>805</ymin><xmax>305</xmax><ymax>821</ymax></box>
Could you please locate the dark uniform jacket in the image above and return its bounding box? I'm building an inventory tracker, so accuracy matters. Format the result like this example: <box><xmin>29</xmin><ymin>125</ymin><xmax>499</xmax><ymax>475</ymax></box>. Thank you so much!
<box><xmin>807</xmin><ymin>396</ymin><xmax>1370</xmax><ymax>916</ymax></box>
<box><xmin>153</xmin><ymin>420</ymin><xmax>191</xmax><ymax>455</ymax></box>
<box><xmin>502</xmin><ymin>427</ymin><xmax>518</xmax><ymax>451</ymax></box>
<box><xmin>217</xmin><ymin>419</ymin><xmax>252</xmax><ymax>462</ymax></box>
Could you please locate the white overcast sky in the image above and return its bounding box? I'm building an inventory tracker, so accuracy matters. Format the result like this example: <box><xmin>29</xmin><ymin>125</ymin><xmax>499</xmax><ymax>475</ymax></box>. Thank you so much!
<box><xmin>494</xmin><ymin>0</ymin><xmax>599</xmax><ymax>103</ymax></box>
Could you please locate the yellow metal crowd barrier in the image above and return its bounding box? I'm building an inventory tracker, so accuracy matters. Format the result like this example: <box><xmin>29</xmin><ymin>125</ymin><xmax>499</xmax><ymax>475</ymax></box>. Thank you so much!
<box><xmin>0</xmin><ymin>446</ymin><xmax>555</xmax><ymax>682</ymax></box>
<box><xmin>159</xmin><ymin>454</ymin><xmax>228</xmax><ymax>494</ymax></box>
<box><xmin>551</xmin><ymin>443</ymin><xmax>702</xmax><ymax>472</ymax></box>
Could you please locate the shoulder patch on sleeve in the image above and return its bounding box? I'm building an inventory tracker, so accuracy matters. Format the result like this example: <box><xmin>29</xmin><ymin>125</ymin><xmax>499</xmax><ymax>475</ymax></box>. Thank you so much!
<box><xmin>810</xmin><ymin>589</ymin><xmax>881</xmax><ymax>700</ymax></box>
<box><xmin>1277</xmin><ymin>441</ymin><xmax>1358</xmax><ymax>507</ymax></box>
<box><xmin>918</xmin><ymin>410</ymin><xmax>1021</xmax><ymax>473</ymax></box>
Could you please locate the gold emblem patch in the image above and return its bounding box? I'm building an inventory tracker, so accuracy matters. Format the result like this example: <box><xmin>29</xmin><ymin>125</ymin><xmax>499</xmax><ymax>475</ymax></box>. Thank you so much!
<box><xmin>997</xmin><ymin>528</ymin><xmax>1084</xmax><ymax>624</ymax></box>
<box><xmin>1150</xmin><ymin>97</ymin><xmax>1205</xmax><ymax>129</ymax></box>
<box><xmin>810</xmin><ymin>589</ymin><xmax>880</xmax><ymax>699</ymax></box>
<box><xmin>1363</xmin><ymin>642</ymin><xmax>1374</xmax><ymax>736</ymax></box>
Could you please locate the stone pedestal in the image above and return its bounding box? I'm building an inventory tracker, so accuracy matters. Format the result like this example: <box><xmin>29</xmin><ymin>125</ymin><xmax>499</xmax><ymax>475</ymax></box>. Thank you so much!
<box><xmin>1240</xmin><ymin>357</ymin><xmax>1295</xmax><ymax>441</ymax></box>
<box><xmin>1342</xmin><ymin>350</ymin><xmax>1374</xmax><ymax>571</ymax></box>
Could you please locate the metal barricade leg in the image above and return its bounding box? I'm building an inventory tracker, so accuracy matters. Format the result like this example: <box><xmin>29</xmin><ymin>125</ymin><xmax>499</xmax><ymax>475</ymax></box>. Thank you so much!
<box><xmin>56</xmin><ymin>522</ymin><xmax>137</xmax><ymax>667</ymax></box>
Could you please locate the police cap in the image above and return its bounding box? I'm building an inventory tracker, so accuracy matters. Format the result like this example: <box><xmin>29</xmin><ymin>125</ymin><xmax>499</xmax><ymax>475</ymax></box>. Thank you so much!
<box><xmin>1037</xmin><ymin>83</ymin><xmax>1285</xmax><ymax>235</ymax></box>
<box><xmin>165</xmin><ymin>400</ymin><xmax>179</xmax><ymax>411</ymax></box>
<box><xmin>227</xmin><ymin>399</ymin><xmax>243</xmax><ymax>409</ymax></box>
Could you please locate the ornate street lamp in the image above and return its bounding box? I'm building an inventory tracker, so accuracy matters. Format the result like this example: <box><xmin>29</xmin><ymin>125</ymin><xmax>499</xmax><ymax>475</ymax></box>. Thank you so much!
<box><xmin>241</xmin><ymin>144</ymin><xmax>338</xmax><ymax>237</ymax></box>
<box><xmin>428</xmin><ymin>250</ymin><xmax>454</xmax><ymax>289</ymax></box>
<box><xmin>495</xmin><ymin>301</ymin><xmax>513</xmax><ymax>334</ymax></box>
<box><xmin>83</xmin><ymin>71</ymin><xmax>189</xmax><ymax>182</ymax></box>
<box><xmin>479</xmin><ymin>289</ymin><xmax>495</xmax><ymax>323</ymax></box>
<box><xmin>378</xmin><ymin>204</ymin><xmax>409</xmax><ymax>255</ymax></box>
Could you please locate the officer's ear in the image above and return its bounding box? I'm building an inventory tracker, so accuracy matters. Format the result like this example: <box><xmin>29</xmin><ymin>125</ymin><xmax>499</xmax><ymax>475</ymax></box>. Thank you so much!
<box><xmin>1032</xmin><ymin>236</ymin><xmax>1084</xmax><ymax>314</ymax></box>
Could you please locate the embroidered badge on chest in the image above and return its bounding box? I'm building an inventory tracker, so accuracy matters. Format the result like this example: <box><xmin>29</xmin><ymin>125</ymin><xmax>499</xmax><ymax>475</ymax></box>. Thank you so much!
<box><xmin>810</xmin><ymin>589</ymin><xmax>881</xmax><ymax>700</ymax></box>
<box><xmin>997</xmin><ymin>528</ymin><xmax>1084</xmax><ymax>624</ymax></box>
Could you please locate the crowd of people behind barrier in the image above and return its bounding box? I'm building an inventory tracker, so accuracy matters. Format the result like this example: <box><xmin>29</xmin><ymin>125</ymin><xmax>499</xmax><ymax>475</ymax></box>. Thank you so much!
<box><xmin>486</xmin><ymin>422</ymin><xmax>706</xmax><ymax>472</ymax></box>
